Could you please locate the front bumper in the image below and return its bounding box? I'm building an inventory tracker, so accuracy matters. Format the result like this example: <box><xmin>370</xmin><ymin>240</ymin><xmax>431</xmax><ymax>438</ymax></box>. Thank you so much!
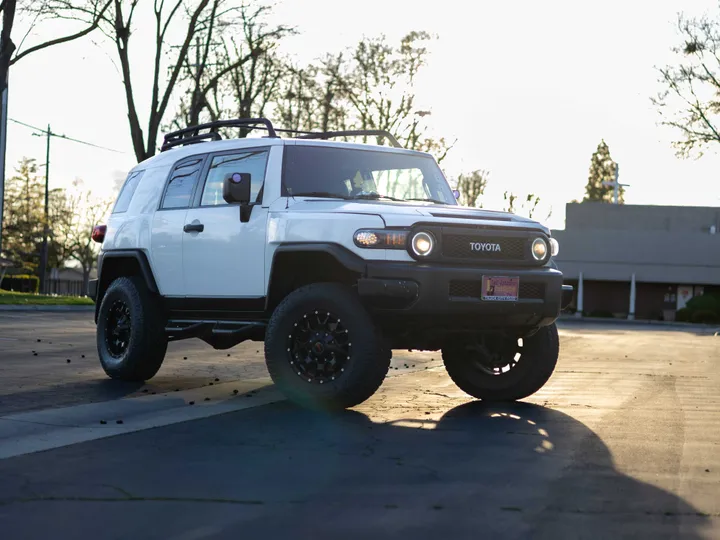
<box><xmin>359</xmin><ymin>262</ymin><xmax>569</xmax><ymax>330</ymax></box>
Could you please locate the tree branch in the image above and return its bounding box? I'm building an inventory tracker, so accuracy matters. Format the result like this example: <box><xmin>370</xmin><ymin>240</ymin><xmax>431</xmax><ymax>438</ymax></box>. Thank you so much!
<box><xmin>10</xmin><ymin>0</ymin><xmax>112</xmax><ymax>65</ymax></box>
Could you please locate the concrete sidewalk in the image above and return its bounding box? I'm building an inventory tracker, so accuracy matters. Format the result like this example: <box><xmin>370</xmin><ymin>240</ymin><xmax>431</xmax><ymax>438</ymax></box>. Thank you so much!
<box><xmin>558</xmin><ymin>313</ymin><xmax>719</xmax><ymax>332</ymax></box>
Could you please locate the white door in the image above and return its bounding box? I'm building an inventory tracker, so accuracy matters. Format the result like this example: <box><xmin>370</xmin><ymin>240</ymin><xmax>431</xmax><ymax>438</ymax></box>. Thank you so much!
<box><xmin>182</xmin><ymin>148</ymin><xmax>270</xmax><ymax>298</ymax></box>
<box><xmin>150</xmin><ymin>156</ymin><xmax>206</xmax><ymax>296</ymax></box>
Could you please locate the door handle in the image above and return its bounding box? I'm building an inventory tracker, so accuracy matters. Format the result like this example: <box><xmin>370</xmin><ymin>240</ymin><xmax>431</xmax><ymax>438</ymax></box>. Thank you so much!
<box><xmin>183</xmin><ymin>222</ymin><xmax>204</xmax><ymax>233</ymax></box>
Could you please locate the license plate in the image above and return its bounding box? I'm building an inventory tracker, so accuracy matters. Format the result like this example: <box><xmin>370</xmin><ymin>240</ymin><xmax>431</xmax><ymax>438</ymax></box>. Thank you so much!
<box><xmin>481</xmin><ymin>276</ymin><xmax>519</xmax><ymax>301</ymax></box>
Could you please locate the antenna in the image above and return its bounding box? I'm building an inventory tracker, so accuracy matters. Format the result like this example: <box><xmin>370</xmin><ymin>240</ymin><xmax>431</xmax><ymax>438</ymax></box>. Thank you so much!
<box><xmin>602</xmin><ymin>162</ymin><xmax>630</xmax><ymax>204</ymax></box>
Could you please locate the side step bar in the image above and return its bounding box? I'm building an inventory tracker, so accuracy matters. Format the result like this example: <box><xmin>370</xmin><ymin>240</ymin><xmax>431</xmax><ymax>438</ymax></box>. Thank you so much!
<box><xmin>165</xmin><ymin>320</ymin><xmax>267</xmax><ymax>349</ymax></box>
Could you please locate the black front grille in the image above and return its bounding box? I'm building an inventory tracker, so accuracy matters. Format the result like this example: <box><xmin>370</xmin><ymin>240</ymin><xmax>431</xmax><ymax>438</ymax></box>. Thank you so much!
<box><xmin>449</xmin><ymin>280</ymin><xmax>545</xmax><ymax>300</ymax></box>
<box><xmin>442</xmin><ymin>234</ymin><xmax>526</xmax><ymax>261</ymax></box>
<box><xmin>519</xmin><ymin>282</ymin><xmax>545</xmax><ymax>299</ymax></box>
<box><xmin>449</xmin><ymin>280</ymin><xmax>483</xmax><ymax>298</ymax></box>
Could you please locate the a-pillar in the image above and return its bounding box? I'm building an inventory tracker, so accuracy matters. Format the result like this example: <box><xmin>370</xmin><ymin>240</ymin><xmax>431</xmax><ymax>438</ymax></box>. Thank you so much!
<box><xmin>628</xmin><ymin>273</ymin><xmax>636</xmax><ymax>320</ymax></box>
<box><xmin>575</xmin><ymin>271</ymin><xmax>584</xmax><ymax>318</ymax></box>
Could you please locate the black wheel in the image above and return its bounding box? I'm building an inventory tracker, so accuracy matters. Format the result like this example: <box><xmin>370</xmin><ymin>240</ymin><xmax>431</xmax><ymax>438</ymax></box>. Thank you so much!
<box><xmin>96</xmin><ymin>276</ymin><xmax>167</xmax><ymax>381</ymax></box>
<box><xmin>265</xmin><ymin>283</ymin><xmax>391</xmax><ymax>410</ymax></box>
<box><xmin>442</xmin><ymin>323</ymin><xmax>559</xmax><ymax>402</ymax></box>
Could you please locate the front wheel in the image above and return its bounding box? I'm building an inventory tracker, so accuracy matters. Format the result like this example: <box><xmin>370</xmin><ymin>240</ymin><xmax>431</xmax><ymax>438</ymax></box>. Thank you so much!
<box><xmin>442</xmin><ymin>323</ymin><xmax>559</xmax><ymax>402</ymax></box>
<box><xmin>264</xmin><ymin>283</ymin><xmax>391</xmax><ymax>410</ymax></box>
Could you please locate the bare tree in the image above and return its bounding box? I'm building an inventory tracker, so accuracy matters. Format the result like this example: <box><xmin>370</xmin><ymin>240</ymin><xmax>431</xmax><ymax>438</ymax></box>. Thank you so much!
<box><xmin>34</xmin><ymin>0</ymin><xmax>247</xmax><ymax>161</ymax></box>
<box><xmin>1</xmin><ymin>0</ymin><xmax>111</xmax><ymax>252</ymax></box>
<box><xmin>654</xmin><ymin>13</ymin><xmax>720</xmax><ymax>157</ymax></box>
<box><xmin>11</xmin><ymin>1</ymin><xmax>113</xmax><ymax>65</ymax></box>
<box><xmin>274</xmin><ymin>55</ymin><xmax>349</xmax><ymax>135</ymax></box>
<box><xmin>456</xmin><ymin>169</ymin><xmax>489</xmax><ymax>208</ymax></box>
<box><xmin>503</xmin><ymin>191</ymin><xmax>550</xmax><ymax>221</ymax></box>
<box><xmin>273</xmin><ymin>32</ymin><xmax>453</xmax><ymax>162</ymax></box>
<box><xmin>171</xmin><ymin>1</ymin><xmax>293</xmax><ymax>135</ymax></box>
<box><xmin>335</xmin><ymin>32</ymin><xmax>453</xmax><ymax>160</ymax></box>
<box><xmin>53</xmin><ymin>181</ymin><xmax>111</xmax><ymax>290</ymax></box>
<box><xmin>0</xmin><ymin>1</ymin><xmax>17</xmax><ymax>92</ymax></box>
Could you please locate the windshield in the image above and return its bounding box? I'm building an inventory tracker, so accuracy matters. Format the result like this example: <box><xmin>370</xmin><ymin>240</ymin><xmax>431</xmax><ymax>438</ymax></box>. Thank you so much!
<box><xmin>282</xmin><ymin>145</ymin><xmax>457</xmax><ymax>205</ymax></box>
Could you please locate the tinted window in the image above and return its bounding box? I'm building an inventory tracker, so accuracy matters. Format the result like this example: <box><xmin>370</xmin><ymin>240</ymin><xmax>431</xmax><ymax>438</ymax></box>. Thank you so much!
<box><xmin>162</xmin><ymin>157</ymin><xmax>204</xmax><ymax>209</ymax></box>
<box><xmin>282</xmin><ymin>145</ymin><xmax>456</xmax><ymax>205</ymax></box>
<box><xmin>201</xmin><ymin>150</ymin><xmax>269</xmax><ymax>206</ymax></box>
<box><xmin>112</xmin><ymin>170</ymin><xmax>144</xmax><ymax>213</ymax></box>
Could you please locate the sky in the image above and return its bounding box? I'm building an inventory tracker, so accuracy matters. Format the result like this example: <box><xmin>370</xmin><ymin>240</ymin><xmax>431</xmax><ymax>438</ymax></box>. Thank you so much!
<box><xmin>6</xmin><ymin>0</ymin><xmax>720</xmax><ymax>230</ymax></box>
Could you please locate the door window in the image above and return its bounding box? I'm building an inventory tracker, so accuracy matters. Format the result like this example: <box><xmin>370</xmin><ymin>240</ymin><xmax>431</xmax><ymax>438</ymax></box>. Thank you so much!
<box><xmin>200</xmin><ymin>149</ymin><xmax>269</xmax><ymax>206</ymax></box>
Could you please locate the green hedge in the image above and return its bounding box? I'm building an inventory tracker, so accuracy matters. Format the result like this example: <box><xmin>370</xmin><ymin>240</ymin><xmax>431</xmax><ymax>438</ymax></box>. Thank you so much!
<box><xmin>685</xmin><ymin>294</ymin><xmax>719</xmax><ymax>314</ymax></box>
<box><xmin>1</xmin><ymin>274</ymin><xmax>39</xmax><ymax>293</ymax></box>
<box><xmin>691</xmin><ymin>309</ymin><xmax>719</xmax><ymax>324</ymax></box>
<box><xmin>677</xmin><ymin>293</ymin><xmax>720</xmax><ymax>324</ymax></box>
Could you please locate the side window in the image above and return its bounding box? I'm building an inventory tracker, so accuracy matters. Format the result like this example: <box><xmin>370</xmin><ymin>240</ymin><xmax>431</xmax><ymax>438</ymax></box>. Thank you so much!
<box><xmin>161</xmin><ymin>157</ymin><xmax>204</xmax><ymax>209</ymax></box>
<box><xmin>201</xmin><ymin>149</ymin><xmax>269</xmax><ymax>206</ymax></box>
<box><xmin>112</xmin><ymin>170</ymin><xmax>144</xmax><ymax>214</ymax></box>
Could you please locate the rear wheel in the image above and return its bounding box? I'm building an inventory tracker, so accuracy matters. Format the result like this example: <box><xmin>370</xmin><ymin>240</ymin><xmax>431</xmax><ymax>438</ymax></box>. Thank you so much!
<box><xmin>96</xmin><ymin>276</ymin><xmax>167</xmax><ymax>381</ymax></box>
<box><xmin>442</xmin><ymin>323</ymin><xmax>559</xmax><ymax>401</ymax></box>
<box><xmin>265</xmin><ymin>283</ymin><xmax>391</xmax><ymax>410</ymax></box>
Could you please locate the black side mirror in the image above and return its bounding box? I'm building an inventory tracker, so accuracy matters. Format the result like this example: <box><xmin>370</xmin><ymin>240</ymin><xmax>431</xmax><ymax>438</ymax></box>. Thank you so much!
<box><xmin>223</xmin><ymin>172</ymin><xmax>251</xmax><ymax>204</ymax></box>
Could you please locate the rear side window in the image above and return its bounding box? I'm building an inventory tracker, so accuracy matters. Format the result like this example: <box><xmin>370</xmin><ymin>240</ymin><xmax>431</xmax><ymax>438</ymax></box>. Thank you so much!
<box><xmin>161</xmin><ymin>157</ymin><xmax>204</xmax><ymax>209</ymax></box>
<box><xmin>112</xmin><ymin>170</ymin><xmax>144</xmax><ymax>213</ymax></box>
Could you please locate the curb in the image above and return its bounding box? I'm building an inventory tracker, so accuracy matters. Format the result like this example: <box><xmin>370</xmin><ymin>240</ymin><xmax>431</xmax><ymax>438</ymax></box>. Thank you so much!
<box><xmin>558</xmin><ymin>314</ymin><xmax>719</xmax><ymax>332</ymax></box>
<box><xmin>0</xmin><ymin>305</ymin><xmax>94</xmax><ymax>312</ymax></box>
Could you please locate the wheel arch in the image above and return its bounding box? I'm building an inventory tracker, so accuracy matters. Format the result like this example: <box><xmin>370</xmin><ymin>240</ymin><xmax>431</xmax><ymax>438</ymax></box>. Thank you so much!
<box><xmin>266</xmin><ymin>243</ymin><xmax>367</xmax><ymax>312</ymax></box>
<box><xmin>95</xmin><ymin>250</ymin><xmax>159</xmax><ymax>322</ymax></box>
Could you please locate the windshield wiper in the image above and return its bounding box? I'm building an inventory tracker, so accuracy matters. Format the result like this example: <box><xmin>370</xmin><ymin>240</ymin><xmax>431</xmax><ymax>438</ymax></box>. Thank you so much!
<box><xmin>291</xmin><ymin>191</ymin><xmax>351</xmax><ymax>200</ymax></box>
<box><xmin>403</xmin><ymin>197</ymin><xmax>450</xmax><ymax>205</ymax></box>
<box><xmin>353</xmin><ymin>193</ymin><xmax>404</xmax><ymax>202</ymax></box>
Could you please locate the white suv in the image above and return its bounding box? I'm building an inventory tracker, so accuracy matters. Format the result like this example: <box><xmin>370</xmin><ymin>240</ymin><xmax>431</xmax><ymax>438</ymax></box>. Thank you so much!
<box><xmin>89</xmin><ymin>118</ymin><xmax>572</xmax><ymax>410</ymax></box>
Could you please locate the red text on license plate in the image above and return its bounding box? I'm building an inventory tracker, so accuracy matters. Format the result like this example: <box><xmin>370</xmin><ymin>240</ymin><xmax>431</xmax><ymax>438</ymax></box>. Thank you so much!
<box><xmin>481</xmin><ymin>276</ymin><xmax>519</xmax><ymax>301</ymax></box>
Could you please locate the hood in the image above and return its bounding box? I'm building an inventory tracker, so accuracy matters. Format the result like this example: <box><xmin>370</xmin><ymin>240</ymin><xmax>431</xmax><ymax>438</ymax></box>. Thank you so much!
<box><xmin>284</xmin><ymin>199</ymin><xmax>548</xmax><ymax>233</ymax></box>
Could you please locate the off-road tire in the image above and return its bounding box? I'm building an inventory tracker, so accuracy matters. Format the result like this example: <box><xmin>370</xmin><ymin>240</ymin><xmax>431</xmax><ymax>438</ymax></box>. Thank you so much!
<box><xmin>265</xmin><ymin>283</ymin><xmax>391</xmax><ymax>410</ymax></box>
<box><xmin>442</xmin><ymin>323</ymin><xmax>559</xmax><ymax>401</ymax></box>
<box><xmin>96</xmin><ymin>276</ymin><xmax>167</xmax><ymax>381</ymax></box>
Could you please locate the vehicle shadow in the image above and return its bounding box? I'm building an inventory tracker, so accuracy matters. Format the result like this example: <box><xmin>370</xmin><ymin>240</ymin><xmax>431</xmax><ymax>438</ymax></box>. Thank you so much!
<box><xmin>238</xmin><ymin>400</ymin><xmax>709</xmax><ymax>539</ymax></box>
<box><xmin>0</xmin><ymin>398</ymin><xmax>710</xmax><ymax>539</ymax></box>
<box><xmin>0</xmin><ymin>379</ymin><xmax>145</xmax><ymax>415</ymax></box>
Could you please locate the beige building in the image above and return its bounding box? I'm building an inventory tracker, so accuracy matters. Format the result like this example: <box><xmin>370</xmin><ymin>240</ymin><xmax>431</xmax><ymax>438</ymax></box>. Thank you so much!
<box><xmin>552</xmin><ymin>202</ymin><xmax>720</xmax><ymax>320</ymax></box>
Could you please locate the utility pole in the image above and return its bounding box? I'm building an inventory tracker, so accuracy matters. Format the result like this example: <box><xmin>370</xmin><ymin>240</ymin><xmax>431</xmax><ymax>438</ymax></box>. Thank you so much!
<box><xmin>37</xmin><ymin>124</ymin><xmax>51</xmax><ymax>294</ymax></box>
<box><xmin>0</xmin><ymin>0</ymin><xmax>17</xmax><ymax>255</ymax></box>
<box><xmin>0</xmin><ymin>73</ymin><xmax>7</xmax><ymax>254</ymax></box>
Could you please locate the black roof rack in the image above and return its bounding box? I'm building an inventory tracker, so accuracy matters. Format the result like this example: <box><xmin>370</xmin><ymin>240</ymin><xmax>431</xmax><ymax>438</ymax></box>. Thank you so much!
<box><xmin>161</xmin><ymin>118</ymin><xmax>278</xmax><ymax>152</ymax></box>
<box><xmin>160</xmin><ymin>118</ymin><xmax>403</xmax><ymax>152</ymax></box>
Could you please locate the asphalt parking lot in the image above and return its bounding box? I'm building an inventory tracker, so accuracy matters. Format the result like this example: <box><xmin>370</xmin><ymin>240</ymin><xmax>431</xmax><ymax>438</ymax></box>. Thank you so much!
<box><xmin>1</xmin><ymin>311</ymin><xmax>719</xmax><ymax>539</ymax></box>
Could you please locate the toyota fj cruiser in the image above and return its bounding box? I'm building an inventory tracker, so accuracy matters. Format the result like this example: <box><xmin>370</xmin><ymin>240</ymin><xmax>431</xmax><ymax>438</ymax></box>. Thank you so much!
<box><xmin>89</xmin><ymin>118</ymin><xmax>572</xmax><ymax>410</ymax></box>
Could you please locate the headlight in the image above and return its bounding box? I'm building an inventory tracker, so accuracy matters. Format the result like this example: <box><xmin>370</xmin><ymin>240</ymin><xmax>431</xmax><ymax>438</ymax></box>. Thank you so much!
<box><xmin>354</xmin><ymin>229</ymin><xmax>408</xmax><ymax>249</ymax></box>
<box><xmin>411</xmin><ymin>231</ymin><xmax>435</xmax><ymax>257</ymax></box>
<box><xmin>531</xmin><ymin>238</ymin><xmax>548</xmax><ymax>261</ymax></box>
<box><xmin>549</xmin><ymin>237</ymin><xmax>559</xmax><ymax>257</ymax></box>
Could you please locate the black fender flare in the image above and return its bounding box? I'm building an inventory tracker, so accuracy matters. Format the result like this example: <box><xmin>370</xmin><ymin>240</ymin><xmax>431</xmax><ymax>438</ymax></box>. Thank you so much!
<box><xmin>95</xmin><ymin>249</ymin><xmax>159</xmax><ymax>321</ymax></box>
<box><xmin>265</xmin><ymin>243</ymin><xmax>368</xmax><ymax>309</ymax></box>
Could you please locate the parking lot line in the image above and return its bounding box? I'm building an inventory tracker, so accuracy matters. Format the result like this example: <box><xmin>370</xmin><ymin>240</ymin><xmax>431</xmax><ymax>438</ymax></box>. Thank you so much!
<box><xmin>0</xmin><ymin>378</ymin><xmax>284</xmax><ymax>460</ymax></box>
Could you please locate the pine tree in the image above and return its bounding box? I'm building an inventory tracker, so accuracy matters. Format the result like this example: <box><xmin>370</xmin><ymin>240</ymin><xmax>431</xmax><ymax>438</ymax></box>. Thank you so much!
<box><xmin>584</xmin><ymin>140</ymin><xmax>623</xmax><ymax>203</ymax></box>
<box><xmin>1</xmin><ymin>158</ymin><xmax>46</xmax><ymax>270</ymax></box>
